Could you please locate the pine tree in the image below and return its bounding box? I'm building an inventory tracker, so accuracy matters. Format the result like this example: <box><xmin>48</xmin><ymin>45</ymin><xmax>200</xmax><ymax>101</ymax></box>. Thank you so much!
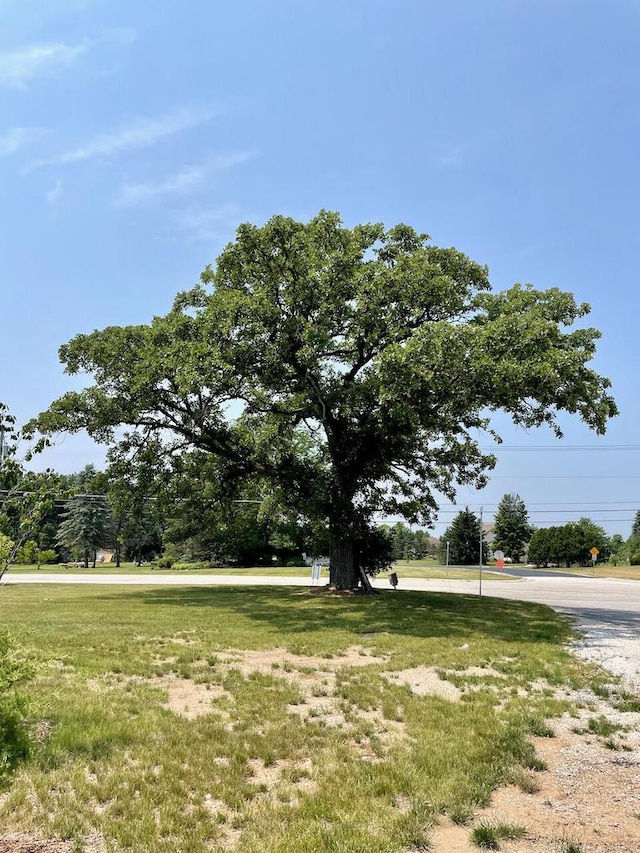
<box><xmin>56</xmin><ymin>496</ymin><xmax>114</xmax><ymax>568</ymax></box>
<box><xmin>628</xmin><ymin>510</ymin><xmax>640</xmax><ymax>555</ymax></box>
<box><xmin>441</xmin><ymin>508</ymin><xmax>487</xmax><ymax>565</ymax></box>
<box><xmin>492</xmin><ymin>493</ymin><xmax>533</xmax><ymax>562</ymax></box>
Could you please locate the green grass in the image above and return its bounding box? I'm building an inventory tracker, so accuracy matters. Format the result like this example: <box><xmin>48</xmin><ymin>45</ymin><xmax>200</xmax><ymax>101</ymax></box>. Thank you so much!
<box><xmin>557</xmin><ymin>841</ymin><xmax>583</xmax><ymax>853</ymax></box>
<box><xmin>471</xmin><ymin>821</ymin><xmax>527</xmax><ymax>848</ymax></box>
<box><xmin>8</xmin><ymin>561</ymin><xmax>515</xmax><ymax>581</ymax></box>
<box><xmin>532</xmin><ymin>564</ymin><xmax>640</xmax><ymax>581</ymax></box>
<box><xmin>0</xmin><ymin>584</ymin><xmax>597</xmax><ymax>852</ymax></box>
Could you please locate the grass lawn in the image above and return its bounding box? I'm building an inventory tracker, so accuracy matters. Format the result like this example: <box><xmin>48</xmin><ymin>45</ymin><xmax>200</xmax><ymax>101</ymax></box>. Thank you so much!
<box><xmin>8</xmin><ymin>562</ymin><xmax>513</xmax><ymax>581</ymax></box>
<box><xmin>0</xmin><ymin>584</ymin><xmax>607</xmax><ymax>852</ymax></box>
<box><xmin>519</xmin><ymin>564</ymin><xmax>640</xmax><ymax>581</ymax></box>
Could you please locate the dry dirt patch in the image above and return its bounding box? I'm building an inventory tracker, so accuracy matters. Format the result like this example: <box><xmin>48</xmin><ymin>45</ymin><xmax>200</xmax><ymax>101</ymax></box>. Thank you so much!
<box><xmin>213</xmin><ymin>645</ymin><xmax>386</xmax><ymax>676</ymax></box>
<box><xmin>155</xmin><ymin>676</ymin><xmax>232</xmax><ymax>720</ymax></box>
<box><xmin>383</xmin><ymin>666</ymin><xmax>463</xmax><ymax>701</ymax></box>
<box><xmin>0</xmin><ymin>834</ymin><xmax>106</xmax><ymax>853</ymax></box>
<box><xmin>429</xmin><ymin>710</ymin><xmax>640</xmax><ymax>853</ymax></box>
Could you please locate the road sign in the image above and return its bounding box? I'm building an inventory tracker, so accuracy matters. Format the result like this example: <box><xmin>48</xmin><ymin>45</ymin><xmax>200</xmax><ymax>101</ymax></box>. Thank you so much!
<box><xmin>590</xmin><ymin>547</ymin><xmax>599</xmax><ymax>556</ymax></box>
<box><xmin>496</xmin><ymin>559</ymin><xmax>505</xmax><ymax>569</ymax></box>
<box><xmin>493</xmin><ymin>550</ymin><xmax>504</xmax><ymax>561</ymax></box>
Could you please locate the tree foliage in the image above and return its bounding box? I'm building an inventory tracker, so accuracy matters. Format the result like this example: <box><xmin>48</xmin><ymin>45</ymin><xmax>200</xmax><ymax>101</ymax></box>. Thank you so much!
<box><xmin>56</xmin><ymin>496</ymin><xmax>114</xmax><ymax>568</ymax></box>
<box><xmin>627</xmin><ymin>510</ymin><xmax>640</xmax><ymax>555</ymax></box>
<box><xmin>0</xmin><ymin>403</ymin><xmax>59</xmax><ymax>579</ymax></box>
<box><xmin>492</xmin><ymin>493</ymin><xmax>532</xmax><ymax>562</ymax></box>
<box><xmin>29</xmin><ymin>212</ymin><xmax>617</xmax><ymax>589</ymax></box>
<box><xmin>439</xmin><ymin>508</ymin><xmax>488</xmax><ymax>565</ymax></box>
<box><xmin>385</xmin><ymin>523</ymin><xmax>433</xmax><ymax>561</ymax></box>
<box><xmin>527</xmin><ymin>518</ymin><xmax>610</xmax><ymax>567</ymax></box>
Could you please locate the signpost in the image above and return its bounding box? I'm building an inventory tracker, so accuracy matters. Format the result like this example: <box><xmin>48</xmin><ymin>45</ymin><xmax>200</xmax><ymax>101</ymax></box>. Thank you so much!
<box><xmin>493</xmin><ymin>549</ymin><xmax>505</xmax><ymax>569</ymax></box>
<box><xmin>590</xmin><ymin>547</ymin><xmax>599</xmax><ymax>576</ymax></box>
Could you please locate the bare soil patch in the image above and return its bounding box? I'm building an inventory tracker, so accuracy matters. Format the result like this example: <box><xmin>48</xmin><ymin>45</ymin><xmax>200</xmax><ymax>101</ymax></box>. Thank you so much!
<box><xmin>0</xmin><ymin>835</ymin><xmax>105</xmax><ymax>853</ymax></box>
<box><xmin>429</xmin><ymin>702</ymin><xmax>640</xmax><ymax>852</ymax></box>
<box><xmin>383</xmin><ymin>665</ymin><xmax>463</xmax><ymax>700</ymax></box>
<box><xmin>0</xmin><ymin>838</ymin><xmax>73</xmax><ymax>853</ymax></box>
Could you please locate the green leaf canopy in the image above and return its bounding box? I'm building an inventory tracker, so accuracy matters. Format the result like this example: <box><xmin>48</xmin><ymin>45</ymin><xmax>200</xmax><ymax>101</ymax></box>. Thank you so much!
<box><xmin>29</xmin><ymin>211</ymin><xmax>617</xmax><ymax>588</ymax></box>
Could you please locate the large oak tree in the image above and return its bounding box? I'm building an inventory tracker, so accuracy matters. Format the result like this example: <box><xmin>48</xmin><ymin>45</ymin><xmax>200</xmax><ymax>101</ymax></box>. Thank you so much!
<box><xmin>29</xmin><ymin>212</ymin><xmax>616</xmax><ymax>589</ymax></box>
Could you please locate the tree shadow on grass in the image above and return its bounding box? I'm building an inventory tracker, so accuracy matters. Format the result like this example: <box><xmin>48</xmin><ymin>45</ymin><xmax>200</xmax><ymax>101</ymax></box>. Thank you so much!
<box><xmin>95</xmin><ymin>586</ymin><xmax>571</xmax><ymax>646</ymax></box>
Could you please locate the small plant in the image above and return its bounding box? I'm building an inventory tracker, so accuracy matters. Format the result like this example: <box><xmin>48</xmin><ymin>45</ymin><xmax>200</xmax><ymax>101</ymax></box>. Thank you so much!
<box><xmin>524</xmin><ymin>755</ymin><xmax>548</xmax><ymax>772</ymax></box>
<box><xmin>449</xmin><ymin>806</ymin><xmax>473</xmax><ymax>826</ymax></box>
<box><xmin>587</xmin><ymin>715</ymin><xmax>621</xmax><ymax>737</ymax></box>
<box><xmin>471</xmin><ymin>821</ymin><xmax>526</xmax><ymax>849</ymax></box>
<box><xmin>590</xmin><ymin>682</ymin><xmax>610</xmax><ymax>699</ymax></box>
<box><xmin>528</xmin><ymin>717</ymin><xmax>555</xmax><ymax>737</ymax></box>
<box><xmin>557</xmin><ymin>840</ymin><xmax>583</xmax><ymax>853</ymax></box>
<box><xmin>510</xmin><ymin>768</ymin><xmax>540</xmax><ymax>794</ymax></box>
<box><xmin>613</xmin><ymin>694</ymin><xmax>640</xmax><ymax>712</ymax></box>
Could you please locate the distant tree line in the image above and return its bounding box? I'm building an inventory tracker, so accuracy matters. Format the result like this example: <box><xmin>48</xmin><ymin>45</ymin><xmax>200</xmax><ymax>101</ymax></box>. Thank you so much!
<box><xmin>2</xmin><ymin>427</ymin><xmax>639</xmax><ymax>572</ymax></box>
<box><xmin>527</xmin><ymin>518</ymin><xmax>611</xmax><ymax>567</ymax></box>
<box><xmin>380</xmin><ymin>523</ymin><xmax>435</xmax><ymax>561</ymax></box>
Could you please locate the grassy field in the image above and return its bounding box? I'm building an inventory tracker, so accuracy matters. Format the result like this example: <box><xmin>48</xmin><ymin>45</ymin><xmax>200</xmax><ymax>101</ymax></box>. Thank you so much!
<box><xmin>0</xmin><ymin>583</ymin><xmax>610</xmax><ymax>852</ymax></box>
<box><xmin>532</xmin><ymin>564</ymin><xmax>640</xmax><ymax>581</ymax></box>
<box><xmin>7</xmin><ymin>562</ymin><xmax>514</xmax><ymax>581</ymax></box>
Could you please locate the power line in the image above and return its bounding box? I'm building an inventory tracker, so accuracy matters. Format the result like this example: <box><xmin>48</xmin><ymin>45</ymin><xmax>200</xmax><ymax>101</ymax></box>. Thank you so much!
<box><xmin>489</xmin><ymin>475</ymin><xmax>640</xmax><ymax>480</ymax></box>
<box><xmin>440</xmin><ymin>501</ymin><xmax>639</xmax><ymax>508</ymax></box>
<box><xmin>478</xmin><ymin>445</ymin><xmax>640</xmax><ymax>452</ymax></box>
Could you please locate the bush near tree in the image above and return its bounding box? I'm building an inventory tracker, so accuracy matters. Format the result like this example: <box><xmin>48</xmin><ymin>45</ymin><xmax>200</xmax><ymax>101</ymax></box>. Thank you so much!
<box><xmin>0</xmin><ymin>633</ymin><xmax>32</xmax><ymax>786</ymax></box>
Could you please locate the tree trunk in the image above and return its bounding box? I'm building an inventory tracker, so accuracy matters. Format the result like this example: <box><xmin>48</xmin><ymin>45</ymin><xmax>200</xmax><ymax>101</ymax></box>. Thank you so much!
<box><xmin>329</xmin><ymin>531</ymin><xmax>358</xmax><ymax>590</ymax></box>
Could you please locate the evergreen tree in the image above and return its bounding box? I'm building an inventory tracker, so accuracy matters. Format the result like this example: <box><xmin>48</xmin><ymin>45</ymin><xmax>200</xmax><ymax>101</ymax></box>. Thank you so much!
<box><xmin>56</xmin><ymin>496</ymin><xmax>114</xmax><ymax>568</ymax></box>
<box><xmin>492</xmin><ymin>493</ymin><xmax>532</xmax><ymax>562</ymax></box>
<box><xmin>440</xmin><ymin>508</ymin><xmax>487</xmax><ymax>565</ymax></box>
<box><xmin>628</xmin><ymin>510</ymin><xmax>640</xmax><ymax>554</ymax></box>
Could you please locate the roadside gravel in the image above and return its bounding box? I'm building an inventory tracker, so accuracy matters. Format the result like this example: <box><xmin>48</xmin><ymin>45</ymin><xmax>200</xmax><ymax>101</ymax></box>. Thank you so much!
<box><xmin>562</xmin><ymin>607</ymin><xmax>640</xmax><ymax>695</ymax></box>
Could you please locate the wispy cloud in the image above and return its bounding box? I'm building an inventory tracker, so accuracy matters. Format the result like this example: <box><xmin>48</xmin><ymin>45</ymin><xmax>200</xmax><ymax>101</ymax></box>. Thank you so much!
<box><xmin>114</xmin><ymin>152</ymin><xmax>254</xmax><ymax>207</ymax></box>
<box><xmin>438</xmin><ymin>143</ymin><xmax>470</xmax><ymax>167</ymax></box>
<box><xmin>46</xmin><ymin>178</ymin><xmax>63</xmax><ymax>206</ymax></box>
<box><xmin>0</xmin><ymin>41</ymin><xmax>89</xmax><ymax>89</ymax></box>
<box><xmin>0</xmin><ymin>126</ymin><xmax>46</xmax><ymax>156</ymax></box>
<box><xmin>173</xmin><ymin>204</ymin><xmax>243</xmax><ymax>244</ymax></box>
<box><xmin>27</xmin><ymin>106</ymin><xmax>219</xmax><ymax>170</ymax></box>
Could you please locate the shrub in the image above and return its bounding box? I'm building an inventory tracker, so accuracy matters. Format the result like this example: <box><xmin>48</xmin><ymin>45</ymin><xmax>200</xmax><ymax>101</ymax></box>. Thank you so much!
<box><xmin>36</xmin><ymin>549</ymin><xmax>57</xmax><ymax>566</ymax></box>
<box><xmin>0</xmin><ymin>633</ymin><xmax>32</xmax><ymax>786</ymax></box>
<box><xmin>630</xmin><ymin>553</ymin><xmax>640</xmax><ymax>566</ymax></box>
<box><xmin>156</xmin><ymin>556</ymin><xmax>174</xmax><ymax>568</ymax></box>
<box><xmin>170</xmin><ymin>561</ymin><xmax>211</xmax><ymax>571</ymax></box>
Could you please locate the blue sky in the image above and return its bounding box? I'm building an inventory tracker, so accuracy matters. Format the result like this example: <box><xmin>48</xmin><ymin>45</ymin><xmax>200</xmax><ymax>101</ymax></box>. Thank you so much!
<box><xmin>1</xmin><ymin>0</ymin><xmax>639</xmax><ymax>537</ymax></box>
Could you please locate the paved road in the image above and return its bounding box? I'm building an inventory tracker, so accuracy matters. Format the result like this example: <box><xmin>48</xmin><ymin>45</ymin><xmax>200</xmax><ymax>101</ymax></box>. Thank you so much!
<box><xmin>498</xmin><ymin>567</ymin><xmax>592</xmax><ymax>579</ymax></box>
